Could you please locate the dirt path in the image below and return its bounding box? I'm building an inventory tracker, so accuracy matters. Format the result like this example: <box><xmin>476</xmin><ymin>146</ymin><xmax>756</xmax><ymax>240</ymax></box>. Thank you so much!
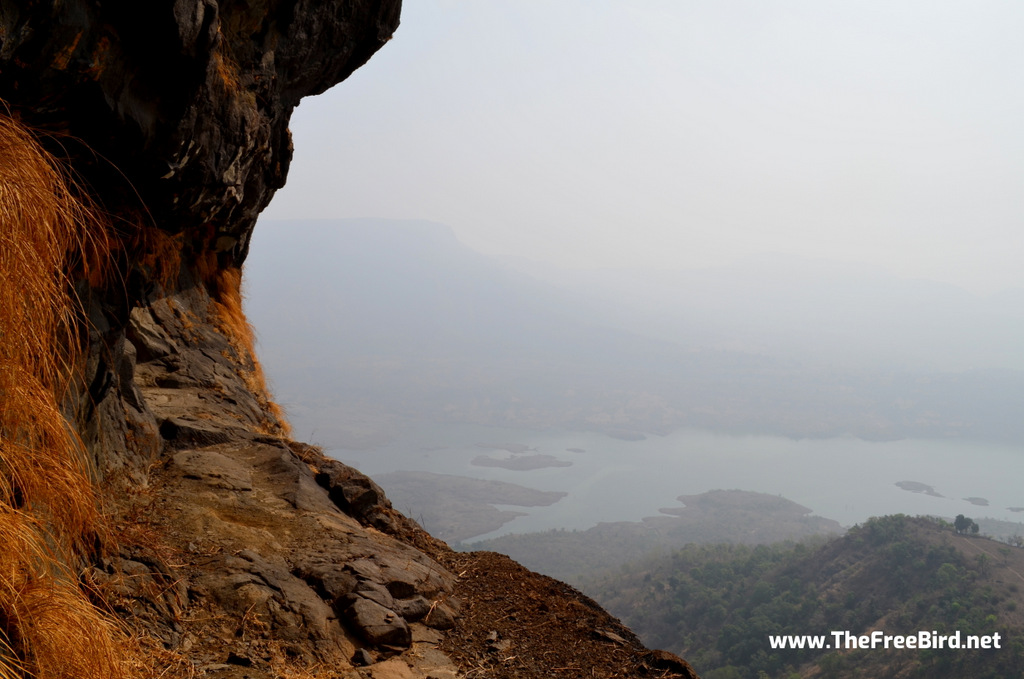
<box><xmin>954</xmin><ymin>535</ymin><xmax>1024</xmax><ymax>584</ymax></box>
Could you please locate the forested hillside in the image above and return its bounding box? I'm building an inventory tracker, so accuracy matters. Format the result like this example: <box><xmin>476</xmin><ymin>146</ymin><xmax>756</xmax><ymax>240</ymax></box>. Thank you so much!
<box><xmin>587</xmin><ymin>515</ymin><xmax>1024</xmax><ymax>678</ymax></box>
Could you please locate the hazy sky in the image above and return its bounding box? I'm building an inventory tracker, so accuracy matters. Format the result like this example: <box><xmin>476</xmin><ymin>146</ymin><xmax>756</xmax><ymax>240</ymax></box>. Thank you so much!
<box><xmin>261</xmin><ymin>1</ymin><xmax>1024</xmax><ymax>294</ymax></box>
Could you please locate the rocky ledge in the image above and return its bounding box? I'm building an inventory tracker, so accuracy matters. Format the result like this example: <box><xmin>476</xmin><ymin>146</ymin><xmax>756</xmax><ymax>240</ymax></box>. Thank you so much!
<box><xmin>96</xmin><ymin>279</ymin><xmax>697</xmax><ymax>678</ymax></box>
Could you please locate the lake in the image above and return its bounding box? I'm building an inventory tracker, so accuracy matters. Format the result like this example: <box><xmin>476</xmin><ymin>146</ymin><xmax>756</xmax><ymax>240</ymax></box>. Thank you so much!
<box><xmin>331</xmin><ymin>423</ymin><xmax>1024</xmax><ymax>541</ymax></box>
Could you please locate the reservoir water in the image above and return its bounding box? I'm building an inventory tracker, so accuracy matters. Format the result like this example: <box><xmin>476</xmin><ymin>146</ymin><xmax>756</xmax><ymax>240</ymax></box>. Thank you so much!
<box><xmin>332</xmin><ymin>423</ymin><xmax>1024</xmax><ymax>541</ymax></box>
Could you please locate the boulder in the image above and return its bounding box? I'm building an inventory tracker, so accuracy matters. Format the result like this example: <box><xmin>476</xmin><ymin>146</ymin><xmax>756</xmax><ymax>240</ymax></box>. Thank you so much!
<box><xmin>343</xmin><ymin>598</ymin><xmax>411</xmax><ymax>648</ymax></box>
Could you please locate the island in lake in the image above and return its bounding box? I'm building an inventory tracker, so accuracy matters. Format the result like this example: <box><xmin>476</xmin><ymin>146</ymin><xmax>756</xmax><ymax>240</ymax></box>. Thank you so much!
<box><xmin>472</xmin><ymin>454</ymin><xmax>572</xmax><ymax>471</ymax></box>
<box><xmin>373</xmin><ymin>470</ymin><xmax>567</xmax><ymax>542</ymax></box>
<box><xmin>470</xmin><ymin>489</ymin><xmax>844</xmax><ymax>584</ymax></box>
<box><xmin>895</xmin><ymin>480</ymin><xmax>943</xmax><ymax>497</ymax></box>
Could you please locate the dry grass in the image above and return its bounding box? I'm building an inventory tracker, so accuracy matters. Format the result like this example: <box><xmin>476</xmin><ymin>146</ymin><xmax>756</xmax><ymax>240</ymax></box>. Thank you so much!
<box><xmin>0</xmin><ymin>112</ymin><xmax>129</xmax><ymax>677</ymax></box>
<box><xmin>118</xmin><ymin>632</ymin><xmax>196</xmax><ymax>679</ymax></box>
<box><xmin>207</xmin><ymin>265</ymin><xmax>291</xmax><ymax>436</ymax></box>
<box><xmin>129</xmin><ymin>223</ymin><xmax>184</xmax><ymax>293</ymax></box>
<box><xmin>0</xmin><ymin>103</ymin><xmax>291</xmax><ymax>677</ymax></box>
<box><xmin>213</xmin><ymin>51</ymin><xmax>242</xmax><ymax>94</ymax></box>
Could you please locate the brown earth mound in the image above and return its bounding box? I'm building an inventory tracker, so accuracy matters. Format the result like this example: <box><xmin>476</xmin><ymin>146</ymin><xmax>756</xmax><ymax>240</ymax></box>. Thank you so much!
<box><xmin>437</xmin><ymin>551</ymin><xmax>697</xmax><ymax>679</ymax></box>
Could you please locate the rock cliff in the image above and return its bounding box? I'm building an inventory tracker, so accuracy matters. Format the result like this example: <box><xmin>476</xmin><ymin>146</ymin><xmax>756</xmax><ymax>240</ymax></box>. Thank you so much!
<box><xmin>0</xmin><ymin>2</ymin><xmax>698</xmax><ymax>677</ymax></box>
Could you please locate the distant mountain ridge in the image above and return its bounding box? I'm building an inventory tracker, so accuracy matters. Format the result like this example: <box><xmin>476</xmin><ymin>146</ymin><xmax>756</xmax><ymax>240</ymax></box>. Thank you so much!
<box><xmin>247</xmin><ymin>218</ymin><xmax>1024</xmax><ymax>446</ymax></box>
<box><xmin>247</xmin><ymin>218</ymin><xmax>691</xmax><ymax>363</ymax></box>
<box><xmin>499</xmin><ymin>250</ymin><xmax>1024</xmax><ymax>372</ymax></box>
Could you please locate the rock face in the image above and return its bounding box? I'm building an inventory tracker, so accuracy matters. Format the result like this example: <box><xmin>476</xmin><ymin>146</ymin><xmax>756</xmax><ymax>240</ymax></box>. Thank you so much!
<box><xmin>0</xmin><ymin>2</ymin><xmax>701</xmax><ymax>678</ymax></box>
<box><xmin>0</xmin><ymin>0</ymin><xmax>400</xmax><ymax>263</ymax></box>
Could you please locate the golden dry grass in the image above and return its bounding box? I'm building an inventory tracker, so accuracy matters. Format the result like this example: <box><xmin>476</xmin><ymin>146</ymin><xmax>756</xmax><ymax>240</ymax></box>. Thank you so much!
<box><xmin>207</xmin><ymin>265</ymin><xmax>291</xmax><ymax>436</ymax></box>
<box><xmin>0</xmin><ymin>112</ymin><xmax>128</xmax><ymax>677</ymax></box>
<box><xmin>130</xmin><ymin>223</ymin><xmax>184</xmax><ymax>293</ymax></box>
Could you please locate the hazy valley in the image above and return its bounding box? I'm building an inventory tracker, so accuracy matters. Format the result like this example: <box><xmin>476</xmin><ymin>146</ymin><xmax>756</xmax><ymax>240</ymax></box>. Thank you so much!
<box><xmin>246</xmin><ymin>218</ymin><xmax>1024</xmax><ymax>535</ymax></box>
<box><xmin>248</xmin><ymin>218</ymin><xmax>1024</xmax><ymax>449</ymax></box>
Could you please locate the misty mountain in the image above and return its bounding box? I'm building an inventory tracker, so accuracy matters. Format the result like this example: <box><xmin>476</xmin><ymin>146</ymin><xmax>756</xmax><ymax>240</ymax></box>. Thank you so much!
<box><xmin>246</xmin><ymin>218</ymin><xmax>693</xmax><ymax>366</ymax></box>
<box><xmin>499</xmin><ymin>253</ymin><xmax>1024</xmax><ymax>372</ymax></box>
<box><xmin>245</xmin><ymin>218</ymin><xmax>1024</xmax><ymax>447</ymax></box>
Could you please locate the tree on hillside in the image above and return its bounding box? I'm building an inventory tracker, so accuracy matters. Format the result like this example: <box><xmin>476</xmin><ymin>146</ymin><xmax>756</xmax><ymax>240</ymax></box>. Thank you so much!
<box><xmin>953</xmin><ymin>514</ymin><xmax>979</xmax><ymax>535</ymax></box>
